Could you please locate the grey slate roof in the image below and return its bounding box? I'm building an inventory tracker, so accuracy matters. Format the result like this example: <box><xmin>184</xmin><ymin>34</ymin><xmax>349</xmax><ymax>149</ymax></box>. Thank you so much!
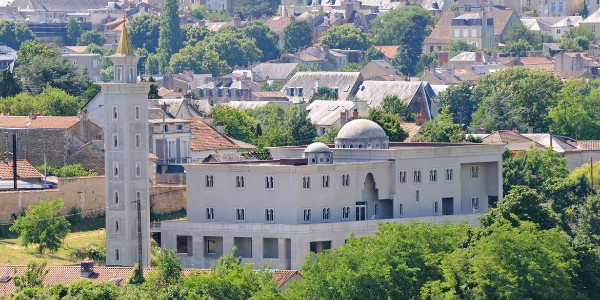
<box><xmin>306</xmin><ymin>100</ymin><xmax>356</xmax><ymax>126</ymax></box>
<box><xmin>284</xmin><ymin>72</ymin><xmax>363</xmax><ymax>101</ymax></box>
<box><xmin>355</xmin><ymin>80</ymin><xmax>432</xmax><ymax>108</ymax></box>
<box><xmin>9</xmin><ymin>0</ymin><xmax>108</xmax><ymax>11</ymax></box>
<box><xmin>252</xmin><ymin>63</ymin><xmax>298</xmax><ymax>82</ymax></box>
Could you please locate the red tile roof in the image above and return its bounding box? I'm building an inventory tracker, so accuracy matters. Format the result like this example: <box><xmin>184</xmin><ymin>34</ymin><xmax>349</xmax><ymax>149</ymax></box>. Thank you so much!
<box><xmin>424</xmin><ymin>12</ymin><xmax>454</xmax><ymax>44</ymax></box>
<box><xmin>0</xmin><ymin>116</ymin><xmax>80</xmax><ymax>129</ymax></box>
<box><xmin>265</xmin><ymin>16</ymin><xmax>293</xmax><ymax>32</ymax></box>
<box><xmin>251</xmin><ymin>91</ymin><xmax>287</xmax><ymax>98</ymax></box>
<box><xmin>400</xmin><ymin>122</ymin><xmax>422</xmax><ymax>142</ymax></box>
<box><xmin>372</xmin><ymin>45</ymin><xmax>401</xmax><ymax>59</ymax></box>
<box><xmin>517</xmin><ymin>56</ymin><xmax>554</xmax><ymax>65</ymax></box>
<box><xmin>576</xmin><ymin>140</ymin><xmax>600</xmax><ymax>151</ymax></box>
<box><xmin>189</xmin><ymin>118</ymin><xmax>244</xmax><ymax>151</ymax></box>
<box><xmin>0</xmin><ymin>160</ymin><xmax>42</xmax><ymax>180</ymax></box>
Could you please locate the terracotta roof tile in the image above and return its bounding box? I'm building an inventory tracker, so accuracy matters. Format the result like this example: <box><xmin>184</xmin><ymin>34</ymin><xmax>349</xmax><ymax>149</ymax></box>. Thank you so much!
<box><xmin>424</xmin><ymin>11</ymin><xmax>454</xmax><ymax>44</ymax></box>
<box><xmin>251</xmin><ymin>91</ymin><xmax>287</xmax><ymax>98</ymax></box>
<box><xmin>0</xmin><ymin>116</ymin><xmax>80</xmax><ymax>129</ymax></box>
<box><xmin>64</xmin><ymin>46</ymin><xmax>88</xmax><ymax>53</ymax></box>
<box><xmin>372</xmin><ymin>45</ymin><xmax>401</xmax><ymax>59</ymax></box>
<box><xmin>576</xmin><ymin>140</ymin><xmax>600</xmax><ymax>151</ymax></box>
<box><xmin>400</xmin><ymin>122</ymin><xmax>422</xmax><ymax>142</ymax></box>
<box><xmin>0</xmin><ymin>159</ymin><xmax>43</xmax><ymax>180</ymax></box>
<box><xmin>265</xmin><ymin>16</ymin><xmax>294</xmax><ymax>32</ymax></box>
<box><xmin>189</xmin><ymin>118</ymin><xmax>243</xmax><ymax>151</ymax></box>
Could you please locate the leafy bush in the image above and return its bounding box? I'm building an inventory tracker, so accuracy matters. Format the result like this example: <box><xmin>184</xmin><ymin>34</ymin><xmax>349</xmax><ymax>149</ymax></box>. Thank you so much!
<box><xmin>36</xmin><ymin>164</ymin><xmax>97</xmax><ymax>177</ymax></box>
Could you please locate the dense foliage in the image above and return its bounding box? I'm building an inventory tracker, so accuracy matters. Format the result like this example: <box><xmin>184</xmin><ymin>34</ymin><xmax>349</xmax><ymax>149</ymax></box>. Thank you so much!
<box><xmin>35</xmin><ymin>164</ymin><xmax>97</xmax><ymax>177</ymax></box>
<box><xmin>10</xmin><ymin>198</ymin><xmax>70</xmax><ymax>253</ymax></box>
<box><xmin>0</xmin><ymin>20</ymin><xmax>35</xmax><ymax>50</ymax></box>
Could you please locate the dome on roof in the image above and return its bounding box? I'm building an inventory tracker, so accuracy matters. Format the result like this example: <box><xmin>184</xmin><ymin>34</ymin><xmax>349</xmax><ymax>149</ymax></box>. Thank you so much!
<box><xmin>336</xmin><ymin>119</ymin><xmax>387</xmax><ymax>140</ymax></box>
<box><xmin>304</xmin><ymin>142</ymin><xmax>331</xmax><ymax>153</ymax></box>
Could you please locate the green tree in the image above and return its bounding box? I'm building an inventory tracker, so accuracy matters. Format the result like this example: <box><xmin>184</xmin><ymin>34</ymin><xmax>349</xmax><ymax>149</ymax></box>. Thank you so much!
<box><xmin>234</xmin><ymin>0</ymin><xmax>279</xmax><ymax>19</ymax></box>
<box><xmin>505</xmin><ymin>39</ymin><xmax>532</xmax><ymax>57</ymax></box>
<box><xmin>438</xmin><ymin>81</ymin><xmax>476</xmax><ymax>126</ymax></box>
<box><xmin>286</xmin><ymin>222</ymin><xmax>470</xmax><ymax>299</ymax></box>
<box><xmin>367</xmin><ymin>108</ymin><xmax>409</xmax><ymax>142</ymax></box>
<box><xmin>36</xmin><ymin>163</ymin><xmax>96</xmax><ymax>177</ymax></box>
<box><xmin>129</xmin><ymin>263</ymin><xmax>145</xmax><ymax>285</ymax></box>
<box><xmin>203</xmin><ymin>27</ymin><xmax>262</xmax><ymax>68</ymax></box>
<box><xmin>0</xmin><ymin>86</ymin><xmax>80</xmax><ymax>116</ymax></box>
<box><xmin>0</xmin><ymin>70</ymin><xmax>22</xmax><ymax>98</ymax></box>
<box><xmin>181</xmin><ymin>24</ymin><xmax>211</xmax><ymax>47</ymax></box>
<box><xmin>564</xmin><ymin>25</ymin><xmax>595</xmax><ymax>45</ymax></box>
<box><xmin>285</xmin><ymin>105</ymin><xmax>316</xmax><ymax>145</ymax></box>
<box><xmin>190</xmin><ymin>4</ymin><xmax>208</xmax><ymax>19</ymax></box>
<box><xmin>243</xmin><ymin>20</ymin><xmax>280</xmax><ymax>61</ymax></box>
<box><xmin>260</xmin><ymin>81</ymin><xmax>283</xmax><ymax>91</ymax></box>
<box><xmin>15</xmin><ymin>41</ymin><xmax>59</xmax><ymax>67</ymax></box>
<box><xmin>76</xmin><ymin>30</ymin><xmax>106</xmax><ymax>46</ymax></box>
<box><xmin>158</xmin><ymin>0</ymin><xmax>183</xmax><ymax>68</ymax></box>
<box><xmin>321</xmin><ymin>25</ymin><xmax>369</xmax><ymax>50</ymax></box>
<box><xmin>314</xmin><ymin>125</ymin><xmax>339</xmax><ymax>144</ymax></box>
<box><xmin>413</xmin><ymin>111</ymin><xmax>464</xmax><ymax>142</ymax></box>
<box><xmin>169</xmin><ymin>43</ymin><xmax>231</xmax><ymax>76</ymax></box>
<box><xmin>380</xmin><ymin>94</ymin><xmax>414</xmax><ymax>122</ymax></box>
<box><xmin>502</xmin><ymin>148</ymin><xmax>569</xmax><ymax>196</ymax></box>
<box><xmin>148</xmin><ymin>77</ymin><xmax>162</xmax><ymax>99</ymax></box>
<box><xmin>572</xmin><ymin>194</ymin><xmax>600</xmax><ymax>299</ymax></box>
<box><xmin>338</xmin><ymin>62</ymin><xmax>363</xmax><ymax>72</ymax></box>
<box><xmin>504</xmin><ymin>24</ymin><xmax>554</xmax><ymax>50</ymax></box>
<box><xmin>446</xmin><ymin>39</ymin><xmax>477</xmax><ymax>57</ymax></box>
<box><xmin>10</xmin><ymin>198</ymin><xmax>70</xmax><ymax>253</ymax></box>
<box><xmin>470</xmin><ymin>67</ymin><xmax>562</xmax><ymax>132</ymax></box>
<box><xmin>560</xmin><ymin>37</ymin><xmax>584</xmax><ymax>52</ymax></box>
<box><xmin>310</xmin><ymin>86</ymin><xmax>338</xmax><ymax>102</ymax></box>
<box><xmin>361</xmin><ymin>47</ymin><xmax>384</xmax><ymax>63</ymax></box>
<box><xmin>369</xmin><ymin>6</ymin><xmax>432</xmax><ymax>76</ymax></box>
<box><xmin>65</xmin><ymin>17</ymin><xmax>82</xmax><ymax>46</ymax></box>
<box><xmin>13</xmin><ymin>261</ymin><xmax>48</xmax><ymax>291</ymax></box>
<box><xmin>65</xmin><ymin>280</ymin><xmax>119</xmax><ymax>300</ymax></box>
<box><xmin>212</xmin><ymin>105</ymin><xmax>257</xmax><ymax>142</ymax></box>
<box><xmin>549</xmin><ymin>79</ymin><xmax>600</xmax><ymax>139</ymax></box>
<box><xmin>154</xmin><ymin>248</ymin><xmax>183</xmax><ymax>287</ymax></box>
<box><xmin>0</xmin><ymin>20</ymin><xmax>35</xmax><ymax>50</ymax></box>
<box><xmin>283</xmin><ymin>20</ymin><xmax>312</xmax><ymax>53</ymax></box>
<box><xmin>481</xmin><ymin>186</ymin><xmax>559</xmax><ymax>230</ymax></box>
<box><xmin>129</xmin><ymin>14</ymin><xmax>160</xmax><ymax>53</ymax></box>
<box><xmin>570</xmin><ymin>161</ymin><xmax>600</xmax><ymax>186</ymax></box>
<box><xmin>436</xmin><ymin>221</ymin><xmax>578</xmax><ymax>299</ymax></box>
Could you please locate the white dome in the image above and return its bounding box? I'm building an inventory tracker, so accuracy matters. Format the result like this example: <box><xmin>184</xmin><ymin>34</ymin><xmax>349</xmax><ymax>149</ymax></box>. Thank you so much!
<box><xmin>336</xmin><ymin>119</ymin><xmax>387</xmax><ymax>140</ymax></box>
<box><xmin>304</xmin><ymin>142</ymin><xmax>331</xmax><ymax>153</ymax></box>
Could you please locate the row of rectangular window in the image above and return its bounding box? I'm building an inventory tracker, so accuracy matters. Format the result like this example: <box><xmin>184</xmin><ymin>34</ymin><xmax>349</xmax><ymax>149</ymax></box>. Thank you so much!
<box><xmin>112</xmin><ymin>162</ymin><xmax>143</xmax><ymax>177</ymax></box>
<box><xmin>112</xmin><ymin>106</ymin><xmax>141</xmax><ymax>121</ymax></box>
<box><xmin>207</xmin><ymin>174</ymin><xmax>352</xmax><ymax>189</ymax></box>
<box><xmin>112</xmin><ymin>134</ymin><xmax>143</xmax><ymax>150</ymax></box>
<box><xmin>112</xmin><ymin>190</ymin><xmax>143</xmax><ymax>206</ymax></box>
<box><xmin>399</xmin><ymin>165</ymin><xmax>479</xmax><ymax>184</ymax></box>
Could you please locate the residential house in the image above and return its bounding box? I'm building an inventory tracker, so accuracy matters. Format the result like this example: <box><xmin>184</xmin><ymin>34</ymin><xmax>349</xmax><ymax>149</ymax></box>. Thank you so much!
<box><xmin>0</xmin><ymin>112</ymin><xmax>104</xmax><ymax>174</ymax></box>
<box><xmin>306</xmin><ymin>100</ymin><xmax>356</xmax><ymax>135</ymax></box>
<box><xmin>159</xmin><ymin>119</ymin><xmax>504</xmax><ymax>269</ymax></box>
<box><xmin>550</xmin><ymin>16</ymin><xmax>582</xmax><ymax>38</ymax></box>
<box><xmin>371</xmin><ymin>45</ymin><xmax>401</xmax><ymax>61</ymax></box>
<box><xmin>513</xmin><ymin>56</ymin><xmax>555</xmax><ymax>70</ymax></box>
<box><xmin>188</xmin><ymin>118</ymin><xmax>255</xmax><ymax>162</ymax></box>
<box><xmin>284</xmin><ymin>71</ymin><xmax>364</xmax><ymax>103</ymax></box>
<box><xmin>195</xmin><ymin>74</ymin><xmax>261</xmax><ymax>104</ymax></box>
<box><xmin>0</xmin><ymin>159</ymin><xmax>43</xmax><ymax>185</ymax></box>
<box><xmin>0</xmin><ymin>46</ymin><xmax>16</xmax><ymax>71</ymax></box>
<box><xmin>252</xmin><ymin>63</ymin><xmax>298</xmax><ymax>83</ymax></box>
<box><xmin>554</xmin><ymin>52</ymin><xmax>598</xmax><ymax>78</ymax></box>
<box><xmin>542</xmin><ymin>42</ymin><xmax>563</xmax><ymax>57</ymax></box>
<box><xmin>360</xmin><ymin>60</ymin><xmax>398</xmax><ymax>80</ymax></box>
<box><xmin>581</xmin><ymin>9</ymin><xmax>600</xmax><ymax>41</ymax></box>
<box><xmin>265</xmin><ymin>16</ymin><xmax>295</xmax><ymax>49</ymax></box>
<box><xmin>355</xmin><ymin>80</ymin><xmax>437</xmax><ymax>120</ymax></box>
<box><xmin>482</xmin><ymin>130</ymin><xmax>546</xmax><ymax>152</ymax></box>
<box><xmin>62</xmin><ymin>53</ymin><xmax>101</xmax><ymax>82</ymax></box>
<box><xmin>536</xmin><ymin>0</ymin><xmax>580</xmax><ymax>17</ymax></box>
<box><xmin>423</xmin><ymin>9</ymin><xmax>520</xmax><ymax>53</ymax></box>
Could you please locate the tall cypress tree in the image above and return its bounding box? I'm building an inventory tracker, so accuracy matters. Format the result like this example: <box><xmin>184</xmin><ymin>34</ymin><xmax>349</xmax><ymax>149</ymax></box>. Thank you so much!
<box><xmin>158</xmin><ymin>0</ymin><xmax>183</xmax><ymax>71</ymax></box>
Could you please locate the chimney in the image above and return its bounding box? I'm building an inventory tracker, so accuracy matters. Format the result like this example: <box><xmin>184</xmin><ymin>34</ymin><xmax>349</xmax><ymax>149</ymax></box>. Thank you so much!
<box><xmin>475</xmin><ymin>51</ymin><xmax>483</xmax><ymax>63</ymax></box>
<box><xmin>77</xmin><ymin>109</ymin><xmax>88</xmax><ymax>121</ymax></box>
<box><xmin>352</xmin><ymin>108</ymin><xmax>359</xmax><ymax>119</ymax></box>
<box><xmin>233</xmin><ymin>15</ymin><xmax>241</xmax><ymax>28</ymax></box>
<box><xmin>28</xmin><ymin>112</ymin><xmax>39</xmax><ymax>120</ymax></box>
<box><xmin>492</xmin><ymin>50</ymin><xmax>498</xmax><ymax>60</ymax></box>
<box><xmin>80</xmin><ymin>262</ymin><xmax>94</xmax><ymax>278</ymax></box>
<box><xmin>528</xmin><ymin>126</ymin><xmax>534</xmax><ymax>134</ymax></box>
<box><xmin>216</xmin><ymin>121</ymin><xmax>224</xmax><ymax>135</ymax></box>
<box><xmin>415</xmin><ymin>112</ymin><xmax>424</xmax><ymax>126</ymax></box>
<box><xmin>340</xmin><ymin>109</ymin><xmax>348</xmax><ymax>126</ymax></box>
<box><xmin>438</xmin><ymin>52</ymin><xmax>449</xmax><ymax>67</ymax></box>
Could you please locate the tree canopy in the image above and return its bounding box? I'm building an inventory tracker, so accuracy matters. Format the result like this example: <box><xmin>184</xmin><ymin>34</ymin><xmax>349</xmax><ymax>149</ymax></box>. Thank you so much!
<box><xmin>0</xmin><ymin>20</ymin><xmax>35</xmax><ymax>50</ymax></box>
<box><xmin>321</xmin><ymin>25</ymin><xmax>369</xmax><ymax>50</ymax></box>
<box><xmin>129</xmin><ymin>14</ymin><xmax>161</xmax><ymax>53</ymax></box>
<box><xmin>10</xmin><ymin>198</ymin><xmax>70</xmax><ymax>253</ymax></box>
<box><xmin>77</xmin><ymin>30</ymin><xmax>106</xmax><ymax>46</ymax></box>
<box><xmin>158</xmin><ymin>0</ymin><xmax>183</xmax><ymax>69</ymax></box>
<box><xmin>283</xmin><ymin>20</ymin><xmax>312</xmax><ymax>53</ymax></box>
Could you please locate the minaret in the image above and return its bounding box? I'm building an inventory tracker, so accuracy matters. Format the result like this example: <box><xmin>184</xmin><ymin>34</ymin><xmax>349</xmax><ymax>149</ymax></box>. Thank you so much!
<box><xmin>103</xmin><ymin>18</ymin><xmax>151</xmax><ymax>267</ymax></box>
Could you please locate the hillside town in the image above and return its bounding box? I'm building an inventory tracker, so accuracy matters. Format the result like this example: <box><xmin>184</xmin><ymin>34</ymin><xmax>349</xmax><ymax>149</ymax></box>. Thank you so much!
<box><xmin>0</xmin><ymin>0</ymin><xmax>600</xmax><ymax>298</ymax></box>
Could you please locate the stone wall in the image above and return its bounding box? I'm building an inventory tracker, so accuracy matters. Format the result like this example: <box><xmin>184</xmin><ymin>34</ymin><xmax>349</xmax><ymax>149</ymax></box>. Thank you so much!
<box><xmin>65</xmin><ymin>140</ymin><xmax>105</xmax><ymax>174</ymax></box>
<box><xmin>0</xmin><ymin>177</ymin><xmax>187</xmax><ymax>222</ymax></box>
<box><xmin>0</xmin><ymin>176</ymin><xmax>106</xmax><ymax>222</ymax></box>
<box><xmin>150</xmin><ymin>184</ymin><xmax>187</xmax><ymax>214</ymax></box>
<box><xmin>0</xmin><ymin>129</ymin><xmax>68</xmax><ymax>167</ymax></box>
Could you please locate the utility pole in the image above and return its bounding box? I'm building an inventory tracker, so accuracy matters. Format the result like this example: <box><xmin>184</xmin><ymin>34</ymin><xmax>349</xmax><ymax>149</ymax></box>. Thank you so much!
<box><xmin>12</xmin><ymin>134</ymin><xmax>17</xmax><ymax>191</ymax></box>
<box><xmin>591</xmin><ymin>157</ymin><xmax>594</xmax><ymax>187</ymax></box>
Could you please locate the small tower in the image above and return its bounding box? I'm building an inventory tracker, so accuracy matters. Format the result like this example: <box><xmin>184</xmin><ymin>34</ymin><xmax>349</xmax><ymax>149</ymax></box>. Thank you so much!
<box><xmin>103</xmin><ymin>18</ymin><xmax>151</xmax><ymax>267</ymax></box>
